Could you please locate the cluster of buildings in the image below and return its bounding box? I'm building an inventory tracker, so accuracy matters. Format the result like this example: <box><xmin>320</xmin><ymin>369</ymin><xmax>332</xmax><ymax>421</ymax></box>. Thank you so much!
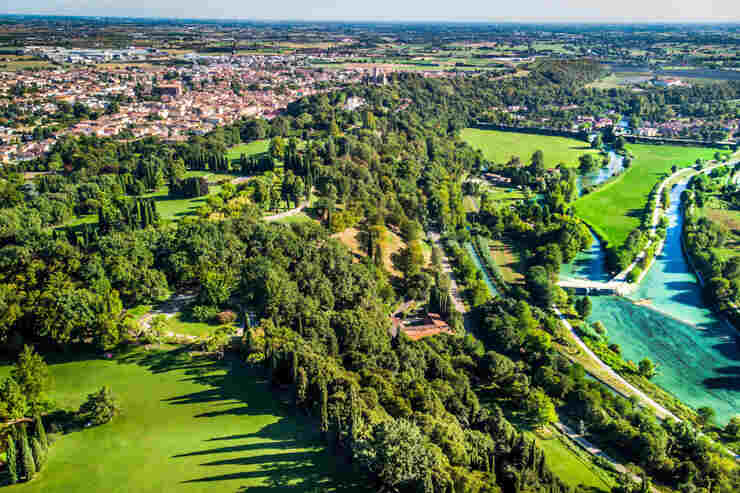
<box><xmin>0</xmin><ymin>55</ymin><xmax>378</xmax><ymax>163</ymax></box>
<box><xmin>390</xmin><ymin>312</ymin><xmax>453</xmax><ymax>341</ymax></box>
<box><xmin>621</xmin><ymin>118</ymin><xmax>740</xmax><ymax>140</ymax></box>
<box><xmin>23</xmin><ymin>46</ymin><xmax>157</xmax><ymax>64</ymax></box>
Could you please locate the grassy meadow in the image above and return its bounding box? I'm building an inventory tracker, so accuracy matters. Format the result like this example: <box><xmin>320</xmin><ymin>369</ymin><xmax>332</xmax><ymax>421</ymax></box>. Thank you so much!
<box><xmin>489</xmin><ymin>239</ymin><xmax>523</xmax><ymax>284</ymax></box>
<box><xmin>572</xmin><ymin>144</ymin><xmax>717</xmax><ymax>247</ymax></box>
<box><xmin>0</xmin><ymin>347</ymin><xmax>361</xmax><ymax>493</ymax></box>
<box><xmin>226</xmin><ymin>139</ymin><xmax>270</xmax><ymax>164</ymax></box>
<box><xmin>461</xmin><ymin>128</ymin><xmax>599</xmax><ymax>168</ymax></box>
<box><xmin>529</xmin><ymin>430</ymin><xmax>613</xmax><ymax>492</ymax></box>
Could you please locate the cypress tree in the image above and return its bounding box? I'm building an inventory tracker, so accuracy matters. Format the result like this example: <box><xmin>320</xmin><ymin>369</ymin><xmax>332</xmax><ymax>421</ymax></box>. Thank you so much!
<box><xmin>18</xmin><ymin>424</ymin><xmax>36</xmax><ymax>481</ymax></box>
<box><xmin>33</xmin><ymin>414</ymin><xmax>48</xmax><ymax>451</ymax></box>
<box><xmin>319</xmin><ymin>376</ymin><xmax>329</xmax><ymax>435</ymax></box>
<box><xmin>6</xmin><ymin>435</ymin><xmax>18</xmax><ymax>484</ymax></box>
<box><xmin>31</xmin><ymin>437</ymin><xmax>45</xmax><ymax>471</ymax></box>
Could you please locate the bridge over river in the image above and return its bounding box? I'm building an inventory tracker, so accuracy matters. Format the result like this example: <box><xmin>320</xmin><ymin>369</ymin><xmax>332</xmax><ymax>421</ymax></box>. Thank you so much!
<box><xmin>557</xmin><ymin>276</ymin><xmax>635</xmax><ymax>296</ymax></box>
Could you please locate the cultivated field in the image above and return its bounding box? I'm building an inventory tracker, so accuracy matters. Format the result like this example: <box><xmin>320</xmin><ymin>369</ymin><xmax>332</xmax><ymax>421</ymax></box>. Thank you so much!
<box><xmin>461</xmin><ymin>128</ymin><xmax>598</xmax><ymax>168</ymax></box>
<box><xmin>0</xmin><ymin>347</ymin><xmax>361</xmax><ymax>493</ymax></box>
<box><xmin>573</xmin><ymin>144</ymin><xmax>717</xmax><ymax>247</ymax></box>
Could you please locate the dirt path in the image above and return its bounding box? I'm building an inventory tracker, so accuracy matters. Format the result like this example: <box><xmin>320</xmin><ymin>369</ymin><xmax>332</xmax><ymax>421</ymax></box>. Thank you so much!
<box><xmin>553</xmin><ymin>306</ymin><xmax>678</xmax><ymax>420</ymax></box>
<box><xmin>428</xmin><ymin>231</ymin><xmax>467</xmax><ymax>314</ymax></box>
<box><xmin>263</xmin><ymin>200</ymin><xmax>309</xmax><ymax>222</ymax></box>
<box><xmin>555</xmin><ymin>422</ymin><xmax>660</xmax><ymax>492</ymax></box>
<box><xmin>138</xmin><ymin>293</ymin><xmax>197</xmax><ymax>329</ymax></box>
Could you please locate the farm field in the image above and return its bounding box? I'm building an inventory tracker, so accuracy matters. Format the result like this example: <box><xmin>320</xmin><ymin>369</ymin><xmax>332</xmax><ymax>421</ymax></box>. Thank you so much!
<box><xmin>461</xmin><ymin>128</ymin><xmax>598</xmax><ymax>168</ymax></box>
<box><xmin>573</xmin><ymin>144</ymin><xmax>717</xmax><ymax>247</ymax></box>
<box><xmin>0</xmin><ymin>347</ymin><xmax>360</xmax><ymax>493</ymax></box>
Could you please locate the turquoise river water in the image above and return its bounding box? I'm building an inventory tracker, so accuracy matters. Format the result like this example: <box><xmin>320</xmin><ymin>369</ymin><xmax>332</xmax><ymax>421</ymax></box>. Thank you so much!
<box><xmin>563</xmin><ymin>180</ymin><xmax>740</xmax><ymax>423</ymax></box>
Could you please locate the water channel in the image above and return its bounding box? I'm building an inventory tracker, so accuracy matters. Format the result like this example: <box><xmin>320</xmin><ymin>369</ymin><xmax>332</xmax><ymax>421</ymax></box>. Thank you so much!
<box><xmin>465</xmin><ymin>242</ymin><xmax>499</xmax><ymax>297</ymax></box>
<box><xmin>562</xmin><ymin>180</ymin><xmax>740</xmax><ymax>423</ymax></box>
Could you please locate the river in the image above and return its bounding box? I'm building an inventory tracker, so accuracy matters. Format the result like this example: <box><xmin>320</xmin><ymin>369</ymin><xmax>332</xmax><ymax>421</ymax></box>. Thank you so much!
<box><xmin>577</xmin><ymin>151</ymin><xmax>625</xmax><ymax>196</ymax></box>
<box><xmin>563</xmin><ymin>180</ymin><xmax>740</xmax><ymax>423</ymax></box>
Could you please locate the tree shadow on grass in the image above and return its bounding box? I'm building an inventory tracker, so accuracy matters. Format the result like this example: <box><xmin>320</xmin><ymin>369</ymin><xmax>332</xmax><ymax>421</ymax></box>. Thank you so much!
<box><xmin>121</xmin><ymin>346</ymin><xmax>367</xmax><ymax>492</ymax></box>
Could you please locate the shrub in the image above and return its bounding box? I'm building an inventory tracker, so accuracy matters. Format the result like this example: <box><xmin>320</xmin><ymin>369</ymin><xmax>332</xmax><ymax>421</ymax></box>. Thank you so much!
<box><xmin>191</xmin><ymin>305</ymin><xmax>219</xmax><ymax>323</ymax></box>
<box><xmin>627</xmin><ymin>267</ymin><xmax>641</xmax><ymax>283</ymax></box>
<box><xmin>217</xmin><ymin>310</ymin><xmax>237</xmax><ymax>325</ymax></box>
<box><xmin>78</xmin><ymin>386</ymin><xmax>120</xmax><ymax>426</ymax></box>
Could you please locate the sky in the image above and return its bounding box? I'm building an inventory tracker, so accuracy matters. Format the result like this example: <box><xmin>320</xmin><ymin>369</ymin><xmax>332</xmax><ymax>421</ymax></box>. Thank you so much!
<box><xmin>3</xmin><ymin>0</ymin><xmax>740</xmax><ymax>22</ymax></box>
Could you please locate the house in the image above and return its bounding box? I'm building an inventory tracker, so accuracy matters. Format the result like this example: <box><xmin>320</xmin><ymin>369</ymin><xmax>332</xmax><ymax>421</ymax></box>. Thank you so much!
<box><xmin>391</xmin><ymin>313</ymin><xmax>454</xmax><ymax>341</ymax></box>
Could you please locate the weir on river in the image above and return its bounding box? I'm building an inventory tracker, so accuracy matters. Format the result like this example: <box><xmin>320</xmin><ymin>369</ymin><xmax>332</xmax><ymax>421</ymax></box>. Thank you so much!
<box><xmin>562</xmin><ymin>180</ymin><xmax>740</xmax><ymax>423</ymax></box>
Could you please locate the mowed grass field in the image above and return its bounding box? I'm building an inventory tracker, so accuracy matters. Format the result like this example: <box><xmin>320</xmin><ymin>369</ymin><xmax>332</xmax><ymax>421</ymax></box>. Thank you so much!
<box><xmin>461</xmin><ymin>128</ymin><xmax>599</xmax><ymax>168</ymax></box>
<box><xmin>226</xmin><ymin>140</ymin><xmax>270</xmax><ymax>164</ymax></box>
<box><xmin>489</xmin><ymin>239</ymin><xmax>523</xmax><ymax>284</ymax></box>
<box><xmin>573</xmin><ymin>144</ymin><xmax>717</xmax><ymax>247</ymax></box>
<box><xmin>0</xmin><ymin>347</ymin><xmax>361</xmax><ymax>493</ymax></box>
<box><xmin>529</xmin><ymin>430</ymin><xmax>613</xmax><ymax>492</ymax></box>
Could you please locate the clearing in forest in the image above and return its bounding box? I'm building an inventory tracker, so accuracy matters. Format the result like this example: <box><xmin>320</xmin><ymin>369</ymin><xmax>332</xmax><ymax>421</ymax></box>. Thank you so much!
<box><xmin>489</xmin><ymin>239</ymin><xmax>523</xmax><ymax>284</ymax></box>
<box><xmin>226</xmin><ymin>139</ymin><xmax>270</xmax><ymax>164</ymax></box>
<box><xmin>461</xmin><ymin>128</ymin><xmax>598</xmax><ymax>168</ymax></box>
<box><xmin>332</xmin><ymin>226</ymin><xmax>409</xmax><ymax>276</ymax></box>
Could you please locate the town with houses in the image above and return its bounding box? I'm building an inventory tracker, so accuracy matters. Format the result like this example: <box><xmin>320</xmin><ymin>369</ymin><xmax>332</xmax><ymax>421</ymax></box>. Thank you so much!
<box><xmin>0</xmin><ymin>52</ymin><xmax>396</xmax><ymax>163</ymax></box>
<box><xmin>1</xmin><ymin>37</ymin><xmax>739</xmax><ymax>164</ymax></box>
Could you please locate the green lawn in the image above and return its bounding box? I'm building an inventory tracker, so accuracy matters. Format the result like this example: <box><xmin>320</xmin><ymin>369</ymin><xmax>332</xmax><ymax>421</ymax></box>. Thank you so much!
<box><xmin>164</xmin><ymin>312</ymin><xmax>230</xmax><ymax>337</ymax></box>
<box><xmin>530</xmin><ymin>430</ymin><xmax>613</xmax><ymax>492</ymax></box>
<box><xmin>226</xmin><ymin>140</ymin><xmax>270</xmax><ymax>164</ymax></box>
<box><xmin>482</xmin><ymin>186</ymin><xmax>526</xmax><ymax>207</ymax></box>
<box><xmin>573</xmin><ymin>144</ymin><xmax>717</xmax><ymax>247</ymax></box>
<box><xmin>1</xmin><ymin>347</ymin><xmax>361</xmax><ymax>493</ymax></box>
<box><xmin>463</xmin><ymin>195</ymin><xmax>480</xmax><ymax>213</ymax></box>
<box><xmin>490</xmin><ymin>239</ymin><xmax>523</xmax><ymax>284</ymax></box>
<box><xmin>461</xmin><ymin>128</ymin><xmax>598</xmax><ymax>168</ymax></box>
<box><xmin>145</xmin><ymin>185</ymin><xmax>222</xmax><ymax>221</ymax></box>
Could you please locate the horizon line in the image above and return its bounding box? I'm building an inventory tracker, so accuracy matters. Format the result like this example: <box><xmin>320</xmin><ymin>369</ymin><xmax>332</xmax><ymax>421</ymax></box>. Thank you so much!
<box><xmin>2</xmin><ymin>12</ymin><xmax>740</xmax><ymax>25</ymax></box>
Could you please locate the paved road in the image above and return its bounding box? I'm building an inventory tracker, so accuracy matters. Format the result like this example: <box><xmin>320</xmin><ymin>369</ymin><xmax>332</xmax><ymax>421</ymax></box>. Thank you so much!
<box><xmin>428</xmin><ymin>231</ymin><xmax>467</xmax><ymax>314</ymax></box>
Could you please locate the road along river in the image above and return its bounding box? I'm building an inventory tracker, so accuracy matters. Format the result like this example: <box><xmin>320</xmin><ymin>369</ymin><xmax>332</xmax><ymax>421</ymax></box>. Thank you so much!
<box><xmin>563</xmin><ymin>180</ymin><xmax>740</xmax><ymax>423</ymax></box>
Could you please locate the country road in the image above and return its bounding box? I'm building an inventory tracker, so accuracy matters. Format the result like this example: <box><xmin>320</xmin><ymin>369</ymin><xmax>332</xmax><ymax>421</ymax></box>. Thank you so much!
<box><xmin>552</xmin><ymin>306</ymin><xmax>679</xmax><ymax>421</ymax></box>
